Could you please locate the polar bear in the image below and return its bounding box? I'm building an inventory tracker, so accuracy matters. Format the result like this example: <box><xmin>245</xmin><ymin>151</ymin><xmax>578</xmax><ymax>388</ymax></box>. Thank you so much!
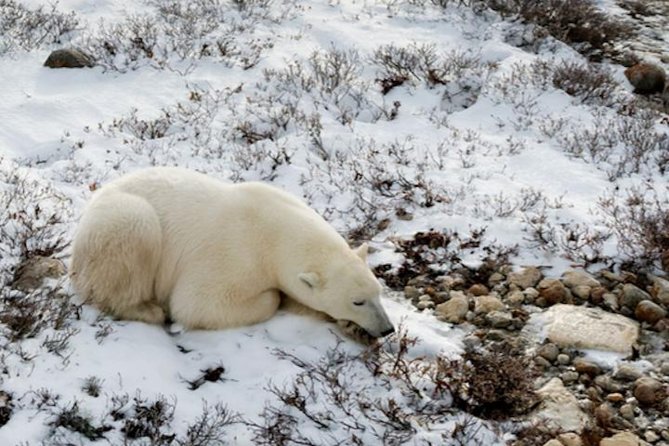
<box><xmin>70</xmin><ymin>167</ymin><xmax>394</xmax><ymax>339</ymax></box>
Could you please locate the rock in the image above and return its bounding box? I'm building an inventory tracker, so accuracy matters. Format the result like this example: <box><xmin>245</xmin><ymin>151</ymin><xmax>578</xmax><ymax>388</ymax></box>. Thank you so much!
<box><xmin>603</xmin><ymin>293</ymin><xmax>619</xmax><ymax>311</ymax></box>
<box><xmin>534</xmin><ymin>378</ymin><xmax>590</xmax><ymax>432</ymax></box>
<box><xmin>468</xmin><ymin>284</ymin><xmax>489</xmax><ymax>296</ymax></box>
<box><xmin>625</xmin><ymin>63</ymin><xmax>666</xmax><ymax>95</ymax></box>
<box><xmin>404</xmin><ymin>286</ymin><xmax>421</xmax><ymax>300</ymax></box>
<box><xmin>635</xmin><ymin>300</ymin><xmax>666</xmax><ymax>324</ymax></box>
<box><xmin>538</xmin><ymin>304</ymin><xmax>639</xmax><ymax>355</ymax></box>
<box><xmin>488</xmin><ymin>272</ymin><xmax>505</xmax><ymax>287</ymax></box>
<box><xmin>606</xmin><ymin>393</ymin><xmax>624</xmax><ymax>403</ymax></box>
<box><xmin>634</xmin><ymin>377</ymin><xmax>665</xmax><ymax>406</ymax></box>
<box><xmin>644</xmin><ymin>431</ymin><xmax>659</xmax><ymax>443</ymax></box>
<box><xmin>600</xmin><ymin>431</ymin><xmax>649</xmax><ymax>446</ymax></box>
<box><xmin>590</xmin><ymin>286</ymin><xmax>607</xmax><ymax>304</ymax></box>
<box><xmin>544</xmin><ymin>440</ymin><xmax>563</xmax><ymax>446</ymax></box>
<box><xmin>557</xmin><ymin>353</ymin><xmax>571</xmax><ymax>365</ymax></box>
<box><xmin>418</xmin><ymin>294</ymin><xmax>432</xmax><ymax>302</ymax></box>
<box><xmin>416</xmin><ymin>300</ymin><xmax>434</xmax><ymax>310</ymax></box>
<box><xmin>614</xmin><ymin>364</ymin><xmax>642</xmax><ymax>381</ymax></box>
<box><xmin>43</xmin><ymin>48</ymin><xmax>95</xmax><ymax>69</ymax></box>
<box><xmin>535</xmin><ymin>356</ymin><xmax>552</xmax><ymax>368</ymax></box>
<box><xmin>650</xmin><ymin>276</ymin><xmax>669</xmax><ymax>306</ymax></box>
<box><xmin>474</xmin><ymin>295</ymin><xmax>505</xmax><ymax>314</ymax></box>
<box><xmin>574</xmin><ymin>358</ymin><xmax>601</xmax><ymax>376</ymax></box>
<box><xmin>561</xmin><ymin>371</ymin><xmax>579</xmax><ymax>383</ymax></box>
<box><xmin>558</xmin><ymin>432</ymin><xmax>583</xmax><ymax>446</ymax></box>
<box><xmin>524</xmin><ymin>287</ymin><xmax>539</xmax><ymax>302</ymax></box>
<box><xmin>621</xmin><ymin>284</ymin><xmax>651</xmax><ymax>309</ymax></box>
<box><xmin>509</xmin><ymin>266</ymin><xmax>542</xmax><ymax>290</ymax></box>
<box><xmin>572</xmin><ymin>285</ymin><xmax>592</xmax><ymax>301</ymax></box>
<box><xmin>433</xmin><ymin>291</ymin><xmax>449</xmax><ymax>304</ymax></box>
<box><xmin>435</xmin><ymin>293</ymin><xmax>469</xmax><ymax>324</ymax></box>
<box><xmin>538</xmin><ymin>279</ymin><xmax>568</xmax><ymax>305</ymax></box>
<box><xmin>595</xmin><ymin>403</ymin><xmax>616</xmax><ymax>427</ymax></box>
<box><xmin>13</xmin><ymin>256</ymin><xmax>66</xmax><ymax>291</ymax></box>
<box><xmin>507</xmin><ymin>290</ymin><xmax>525</xmax><ymax>306</ymax></box>
<box><xmin>661</xmin><ymin>362</ymin><xmax>669</xmax><ymax>376</ymax></box>
<box><xmin>595</xmin><ymin>375</ymin><xmax>623</xmax><ymax>393</ymax></box>
<box><xmin>619</xmin><ymin>403</ymin><xmax>635</xmax><ymax>421</ymax></box>
<box><xmin>538</xmin><ymin>343</ymin><xmax>560</xmax><ymax>362</ymax></box>
<box><xmin>486</xmin><ymin>310</ymin><xmax>513</xmax><ymax>328</ymax></box>
<box><xmin>563</xmin><ymin>270</ymin><xmax>600</xmax><ymax>289</ymax></box>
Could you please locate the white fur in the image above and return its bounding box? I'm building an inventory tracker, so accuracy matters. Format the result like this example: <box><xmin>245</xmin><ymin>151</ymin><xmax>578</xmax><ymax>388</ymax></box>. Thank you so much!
<box><xmin>70</xmin><ymin>167</ymin><xmax>393</xmax><ymax>337</ymax></box>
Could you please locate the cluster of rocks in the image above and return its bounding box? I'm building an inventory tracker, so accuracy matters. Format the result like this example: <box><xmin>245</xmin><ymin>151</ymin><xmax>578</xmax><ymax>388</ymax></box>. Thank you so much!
<box><xmin>403</xmin><ymin>265</ymin><xmax>668</xmax><ymax>444</ymax></box>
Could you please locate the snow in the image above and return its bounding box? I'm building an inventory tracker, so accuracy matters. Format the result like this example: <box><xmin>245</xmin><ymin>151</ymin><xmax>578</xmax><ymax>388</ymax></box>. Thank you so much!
<box><xmin>0</xmin><ymin>0</ymin><xmax>667</xmax><ymax>444</ymax></box>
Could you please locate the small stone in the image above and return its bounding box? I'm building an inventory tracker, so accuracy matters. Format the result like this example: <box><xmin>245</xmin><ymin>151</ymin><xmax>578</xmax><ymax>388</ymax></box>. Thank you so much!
<box><xmin>404</xmin><ymin>286</ymin><xmax>421</xmax><ymax>300</ymax></box>
<box><xmin>572</xmin><ymin>285</ymin><xmax>592</xmax><ymax>301</ymax></box>
<box><xmin>538</xmin><ymin>304</ymin><xmax>639</xmax><ymax>354</ymax></box>
<box><xmin>634</xmin><ymin>377</ymin><xmax>665</xmax><ymax>406</ymax></box>
<box><xmin>601</xmin><ymin>270</ymin><xmax>625</xmax><ymax>283</ymax></box>
<box><xmin>509</xmin><ymin>266</ymin><xmax>543</xmax><ymax>290</ymax></box>
<box><xmin>543</xmin><ymin>440</ymin><xmax>563</xmax><ymax>446</ymax></box>
<box><xmin>462</xmin><ymin>335</ymin><xmax>482</xmax><ymax>350</ymax></box>
<box><xmin>433</xmin><ymin>291</ymin><xmax>449</xmax><ymax>304</ymax></box>
<box><xmin>534</xmin><ymin>378</ymin><xmax>590</xmax><ymax>432</ymax></box>
<box><xmin>468</xmin><ymin>284</ymin><xmax>489</xmax><ymax>296</ymax></box>
<box><xmin>474</xmin><ymin>295</ymin><xmax>505</xmax><ymax>314</ymax></box>
<box><xmin>595</xmin><ymin>375</ymin><xmax>623</xmax><ymax>393</ymax></box>
<box><xmin>13</xmin><ymin>256</ymin><xmax>66</xmax><ymax>291</ymax></box>
<box><xmin>590</xmin><ymin>286</ymin><xmax>607</xmax><ymax>304</ymax></box>
<box><xmin>535</xmin><ymin>356</ymin><xmax>552</xmax><ymax>368</ymax></box>
<box><xmin>625</xmin><ymin>63</ymin><xmax>667</xmax><ymax>95</ymax></box>
<box><xmin>485</xmin><ymin>329</ymin><xmax>508</xmax><ymax>341</ymax></box>
<box><xmin>416</xmin><ymin>300</ymin><xmax>434</xmax><ymax>310</ymax></box>
<box><xmin>507</xmin><ymin>290</ymin><xmax>525</xmax><ymax>306</ymax></box>
<box><xmin>561</xmin><ymin>371</ymin><xmax>579</xmax><ymax>383</ymax></box>
<box><xmin>573</xmin><ymin>358</ymin><xmax>601</xmax><ymax>376</ymax></box>
<box><xmin>620</xmin><ymin>284</ymin><xmax>651</xmax><ymax>309</ymax></box>
<box><xmin>650</xmin><ymin>275</ymin><xmax>669</xmax><ymax>306</ymax></box>
<box><xmin>607</xmin><ymin>393</ymin><xmax>624</xmax><ymax>403</ymax></box>
<box><xmin>435</xmin><ymin>293</ymin><xmax>469</xmax><ymax>324</ymax></box>
<box><xmin>441</xmin><ymin>275</ymin><xmax>465</xmax><ymax>289</ymax></box>
<box><xmin>562</xmin><ymin>270</ymin><xmax>600</xmax><ymax>289</ymax></box>
<box><xmin>595</xmin><ymin>403</ymin><xmax>615</xmax><ymax>427</ymax></box>
<box><xmin>635</xmin><ymin>300</ymin><xmax>667</xmax><ymax>324</ymax></box>
<box><xmin>538</xmin><ymin>343</ymin><xmax>560</xmax><ymax>362</ymax></box>
<box><xmin>614</xmin><ymin>364</ymin><xmax>643</xmax><ymax>381</ymax></box>
<box><xmin>644</xmin><ymin>431</ymin><xmax>659</xmax><ymax>443</ymax></box>
<box><xmin>524</xmin><ymin>287</ymin><xmax>539</xmax><ymax>301</ymax></box>
<box><xmin>557</xmin><ymin>432</ymin><xmax>583</xmax><ymax>446</ymax></box>
<box><xmin>603</xmin><ymin>293</ymin><xmax>619</xmax><ymax>311</ymax></box>
<box><xmin>600</xmin><ymin>432</ymin><xmax>647</xmax><ymax>446</ymax></box>
<box><xmin>44</xmin><ymin>48</ymin><xmax>95</xmax><ymax>69</ymax></box>
<box><xmin>418</xmin><ymin>294</ymin><xmax>432</xmax><ymax>302</ymax></box>
<box><xmin>660</xmin><ymin>362</ymin><xmax>669</xmax><ymax>376</ymax></box>
<box><xmin>488</xmin><ymin>272</ymin><xmax>505</xmax><ymax>287</ymax></box>
<box><xmin>620</xmin><ymin>403</ymin><xmax>635</xmax><ymax>421</ymax></box>
<box><xmin>557</xmin><ymin>353</ymin><xmax>571</xmax><ymax>365</ymax></box>
<box><xmin>486</xmin><ymin>310</ymin><xmax>513</xmax><ymax>328</ymax></box>
<box><xmin>538</xmin><ymin>279</ymin><xmax>568</xmax><ymax>306</ymax></box>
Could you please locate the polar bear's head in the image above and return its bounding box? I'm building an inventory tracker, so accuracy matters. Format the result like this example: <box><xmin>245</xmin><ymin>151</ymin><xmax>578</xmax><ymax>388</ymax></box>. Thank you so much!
<box><xmin>297</xmin><ymin>243</ymin><xmax>395</xmax><ymax>338</ymax></box>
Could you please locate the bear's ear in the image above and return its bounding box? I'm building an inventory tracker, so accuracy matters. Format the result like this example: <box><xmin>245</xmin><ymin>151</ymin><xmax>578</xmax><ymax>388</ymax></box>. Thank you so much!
<box><xmin>298</xmin><ymin>272</ymin><xmax>322</xmax><ymax>289</ymax></box>
<box><xmin>355</xmin><ymin>243</ymin><xmax>369</xmax><ymax>261</ymax></box>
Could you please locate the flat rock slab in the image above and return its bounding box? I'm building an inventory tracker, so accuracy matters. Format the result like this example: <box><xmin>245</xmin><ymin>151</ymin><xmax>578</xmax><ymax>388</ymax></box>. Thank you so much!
<box><xmin>534</xmin><ymin>377</ymin><xmax>590</xmax><ymax>432</ymax></box>
<box><xmin>538</xmin><ymin>304</ymin><xmax>639</xmax><ymax>355</ymax></box>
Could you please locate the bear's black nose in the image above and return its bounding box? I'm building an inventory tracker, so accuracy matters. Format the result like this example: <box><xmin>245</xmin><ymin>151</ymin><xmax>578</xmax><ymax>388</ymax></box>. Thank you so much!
<box><xmin>381</xmin><ymin>327</ymin><xmax>395</xmax><ymax>337</ymax></box>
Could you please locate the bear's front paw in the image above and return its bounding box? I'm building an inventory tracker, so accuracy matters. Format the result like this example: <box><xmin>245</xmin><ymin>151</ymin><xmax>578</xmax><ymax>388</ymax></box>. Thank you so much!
<box><xmin>336</xmin><ymin>320</ymin><xmax>376</xmax><ymax>345</ymax></box>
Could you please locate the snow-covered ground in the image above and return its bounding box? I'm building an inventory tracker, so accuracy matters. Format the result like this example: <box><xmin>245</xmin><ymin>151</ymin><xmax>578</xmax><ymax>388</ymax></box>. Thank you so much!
<box><xmin>0</xmin><ymin>0</ymin><xmax>667</xmax><ymax>444</ymax></box>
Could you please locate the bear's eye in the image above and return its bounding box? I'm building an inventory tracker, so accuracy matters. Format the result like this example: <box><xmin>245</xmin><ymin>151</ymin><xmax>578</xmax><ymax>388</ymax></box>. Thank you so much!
<box><xmin>353</xmin><ymin>300</ymin><xmax>365</xmax><ymax>306</ymax></box>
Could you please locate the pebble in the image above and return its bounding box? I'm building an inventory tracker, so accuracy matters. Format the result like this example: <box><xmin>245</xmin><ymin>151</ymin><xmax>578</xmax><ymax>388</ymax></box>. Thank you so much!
<box><xmin>595</xmin><ymin>403</ymin><xmax>615</xmax><ymax>426</ymax></box>
<box><xmin>506</xmin><ymin>290</ymin><xmax>525</xmax><ymax>306</ymax></box>
<box><xmin>562</xmin><ymin>270</ymin><xmax>600</xmax><ymax>289</ymax></box>
<box><xmin>650</xmin><ymin>275</ymin><xmax>669</xmax><ymax>306</ymax></box>
<box><xmin>535</xmin><ymin>356</ymin><xmax>552</xmax><ymax>369</ymax></box>
<box><xmin>600</xmin><ymin>432</ymin><xmax>645</xmax><ymax>446</ymax></box>
<box><xmin>572</xmin><ymin>285</ymin><xmax>591</xmax><ymax>301</ymax></box>
<box><xmin>404</xmin><ymin>286</ymin><xmax>421</xmax><ymax>300</ymax></box>
<box><xmin>635</xmin><ymin>300</ymin><xmax>667</xmax><ymax>324</ymax></box>
<box><xmin>573</xmin><ymin>358</ymin><xmax>601</xmax><ymax>376</ymax></box>
<box><xmin>644</xmin><ymin>431</ymin><xmax>660</xmax><ymax>443</ymax></box>
<box><xmin>603</xmin><ymin>293</ymin><xmax>619</xmax><ymax>311</ymax></box>
<box><xmin>634</xmin><ymin>377</ymin><xmax>665</xmax><ymax>405</ymax></box>
<box><xmin>660</xmin><ymin>362</ymin><xmax>669</xmax><ymax>376</ymax></box>
<box><xmin>468</xmin><ymin>284</ymin><xmax>489</xmax><ymax>296</ymax></box>
<box><xmin>486</xmin><ymin>310</ymin><xmax>513</xmax><ymax>328</ymax></box>
<box><xmin>538</xmin><ymin>278</ymin><xmax>568</xmax><ymax>306</ymax></box>
<box><xmin>435</xmin><ymin>293</ymin><xmax>469</xmax><ymax>323</ymax></box>
<box><xmin>620</xmin><ymin>283</ymin><xmax>652</xmax><ymax>309</ymax></box>
<box><xmin>620</xmin><ymin>403</ymin><xmax>635</xmax><ymax>420</ymax></box>
<box><xmin>416</xmin><ymin>300</ymin><xmax>434</xmax><ymax>310</ymax></box>
<box><xmin>474</xmin><ymin>295</ymin><xmax>505</xmax><ymax>314</ymax></box>
<box><xmin>557</xmin><ymin>353</ymin><xmax>571</xmax><ymax>365</ymax></box>
<box><xmin>561</xmin><ymin>371</ymin><xmax>579</xmax><ymax>383</ymax></box>
<box><xmin>595</xmin><ymin>375</ymin><xmax>623</xmax><ymax>393</ymax></box>
<box><xmin>538</xmin><ymin>343</ymin><xmax>560</xmax><ymax>362</ymax></box>
<box><xmin>488</xmin><ymin>272</ymin><xmax>505</xmax><ymax>287</ymax></box>
<box><xmin>543</xmin><ymin>440</ymin><xmax>562</xmax><ymax>446</ymax></box>
<box><xmin>508</xmin><ymin>266</ymin><xmax>542</xmax><ymax>289</ymax></box>
<box><xmin>614</xmin><ymin>364</ymin><xmax>643</xmax><ymax>381</ymax></box>
<box><xmin>590</xmin><ymin>286</ymin><xmax>607</xmax><ymax>304</ymax></box>
<box><xmin>557</xmin><ymin>433</ymin><xmax>583</xmax><ymax>446</ymax></box>
<box><xmin>607</xmin><ymin>393</ymin><xmax>625</xmax><ymax>403</ymax></box>
<box><xmin>418</xmin><ymin>294</ymin><xmax>432</xmax><ymax>302</ymax></box>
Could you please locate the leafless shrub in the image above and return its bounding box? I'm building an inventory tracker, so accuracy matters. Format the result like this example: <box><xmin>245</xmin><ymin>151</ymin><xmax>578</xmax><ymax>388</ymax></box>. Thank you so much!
<box><xmin>599</xmin><ymin>185</ymin><xmax>669</xmax><ymax>271</ymax></box>
<box><xmin>49</xmin><ymin>401</ymin><xmax>111</xmax><ymax>441</ymax></box>
<box><xmin>176</xmin><ymin>403</ymin><xmax>239</xmax><ymax>446</ymax></box>
<box><xmin>114</xmin><ymin>394</ymin><xmax>177</xmax><ymax>443</ymax></box>
<box><xmin>246</xmin><ymin>330</ymin><xmax>499</xmax><ymax>445</ymax></box>
<box><xmin>552</xmin><ymin>61</ymin><xmax>620</xmax><ymax>106</ymax></box>
<box><xmin>0</xmin><ymin>0</ymin><xmax>79</xmax><ymax>54</ymax></box>
<box><xmin>82</xmin><ymin>376</ymin><xmax>103</xmax><ymax>398</ymax></box>
<box><xmin>478</xmin><ymin>0</ymin><xmax>633</xmax><ymax>58</ymax></box>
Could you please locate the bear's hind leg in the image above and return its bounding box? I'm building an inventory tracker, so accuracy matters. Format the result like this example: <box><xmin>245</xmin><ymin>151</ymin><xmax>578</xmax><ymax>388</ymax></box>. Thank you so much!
<box><xmin>71</xmin><ymin>190</ymin><xmax>164</xmax><ymax>324</ymax></box>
